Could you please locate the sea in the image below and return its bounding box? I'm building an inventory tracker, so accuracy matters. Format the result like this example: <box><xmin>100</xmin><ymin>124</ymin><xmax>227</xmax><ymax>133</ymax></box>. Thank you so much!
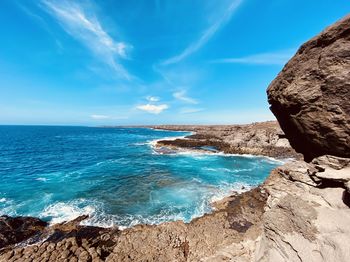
<box><xmin>0</xmin><ymin>126</ymin><xmax>281</xmax><ymax>228</ymax></box>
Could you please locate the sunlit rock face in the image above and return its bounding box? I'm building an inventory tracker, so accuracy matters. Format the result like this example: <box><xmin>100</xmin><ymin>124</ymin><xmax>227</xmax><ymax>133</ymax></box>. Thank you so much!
<box><xmin>267</xmin><ymin>15</ymin><xmax>350</xmax><ymax>162</ymax></box>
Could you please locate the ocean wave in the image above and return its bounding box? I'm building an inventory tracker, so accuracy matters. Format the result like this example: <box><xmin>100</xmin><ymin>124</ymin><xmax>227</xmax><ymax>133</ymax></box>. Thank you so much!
<box><xmin>38</xmin><ymin>199</ymin><xmax>208</xmax><ymax>229</ymax></box>
<box><xmin>0</xmin><ymin>198</ymin><xmax>18</xmax><ymax>216</ymax></box>
<box><xmin>40</xmin><ymin>199</ymin><xmax>98</xmax><ymax>225</ymax></box>
<box><xmin>35</xmin><ymin>177</ymin><xmax>48</xmax><ymax>182</ymax></box>
<box><xmin>152</xmin><ymin>145</ymin><xmax>287</xmax><ymax>164</ymax></box>
<box><xmin>149</xmin><ymin>134</ymin><xmax>190</xmax><ymax>148</ymax></box>
<box><xmin>202</xmin><ymin>167</ymin><xmax>254</xmax><ymax>173</ymax></box>
<box><xmin>36</xmin><ymin>182</ymin><xmax>252</xmax><ymax>229</ymax></box>
<box><xmin>210</xmin><ymin>182</ymin><xmax>252</xmax><ymax>203</ymax></box>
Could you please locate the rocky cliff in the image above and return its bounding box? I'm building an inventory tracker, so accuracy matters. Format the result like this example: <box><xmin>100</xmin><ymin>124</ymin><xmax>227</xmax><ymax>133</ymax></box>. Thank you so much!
<box><xmin>267</xmin><ymin>15</ymin><xmax>350</xmax><ymax>161</ymax></box>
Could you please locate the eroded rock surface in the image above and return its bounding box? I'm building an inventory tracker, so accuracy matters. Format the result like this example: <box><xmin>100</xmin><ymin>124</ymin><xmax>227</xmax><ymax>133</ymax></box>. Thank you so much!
<box><xmin>150</xmin><ymin>121</ymin><xmax>300</xmax><ymax>159</ymax></box>
<box><xmin>254</xmin><ymin>156</ymin><xmax>350</xmax><ymax>262</ymax></box>
<box><xmin>267</xmin><ymin>15</ymin><xmax>350</xmax><ymax>161</ymax></box>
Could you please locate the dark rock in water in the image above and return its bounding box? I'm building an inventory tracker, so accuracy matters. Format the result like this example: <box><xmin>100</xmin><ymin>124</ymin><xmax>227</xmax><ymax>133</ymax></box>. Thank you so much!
<box><xmin>267</xmin><ymin>15</ymin><xmax>350</xmax><ymax>162</ymax></box>
<box><xmin>0</xmin><ymin>215</ymin><xmax>47</xmax><ymax>249</ymax></box>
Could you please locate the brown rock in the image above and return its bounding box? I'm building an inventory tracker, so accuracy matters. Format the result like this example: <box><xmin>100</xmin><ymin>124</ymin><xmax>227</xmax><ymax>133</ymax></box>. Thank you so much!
<box><xmin>0</xmin><ymin>216</ymin><xmax>47</xmax><ymax>249</ymax></box>
<box><xmin>267</xmin><ymin>15</ymin><xmax>350</xmax><ymax>161</ymax></box>
<box><xmin>151</xmin><ymin>121</ymin><xmax>301</xmax><ymax>159</ymax></box>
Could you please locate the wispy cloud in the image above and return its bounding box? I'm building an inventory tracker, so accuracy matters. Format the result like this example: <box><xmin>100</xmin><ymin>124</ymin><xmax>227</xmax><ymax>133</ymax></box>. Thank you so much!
<box><xmin>173</xmin><ymin>90</ymin><xmax>198</xmax><ymax>104</ymax></box>
<box><xmin>16</xmin><ymin>2</ymin><xmax>64</xmax><ymax>50</ymax></box>
<box><xmin>146</xmin><ymin>96</ymin><xmax>160</xmax><ymax>102</ymax></box>
<box><xmin>91</xmin><ymin>114</ymin><xmax>109</xmax><ymax>119</ymax></box>
<box><xmin>179</xmin><ymin>107</ymin><xmax>204</xmax><ymax>114</ymax></box>
<box><xmin>161</xmin><ymin>0</ymin><xmax>242</xmax><ymax>65</ymax></box>
<box><xmin>90</xmin><ymin>114</ymin><xmax>128</xmax><ymax>120</ymax></box>
<box><xmin>211</xmin><ymin>49</ymin><xmax>296</xmax><ymax>65</ymax></box>
<box><xmin>136</xmin><ymin>104</ymin><xmax>169</xmax><ymax>114</ymax></box>
<box><xmin>40</xmin><ymin>0</ymin><xmax>132</xmax><ymax>79</ymax></box>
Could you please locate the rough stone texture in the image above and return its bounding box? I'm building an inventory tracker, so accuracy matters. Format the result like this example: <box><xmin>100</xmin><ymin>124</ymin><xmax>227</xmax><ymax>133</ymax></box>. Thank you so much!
<box><xmin>0</xmin><ymin>216</ymin><xmax>47</xmax><ymax>249</ymax></box>
<box><xmin>149</xmin><ymin>121</ymin><xmax>301</xmax><ymax>159</ymax></box>
<box><xmin>254</xmin><ymin>156</ymin><xmax>350</xmax><ymax>262</ymax></box>
<box><xmin>267</xmin><ymin>15</ymin><xmax>350</xmax><ymax>161</ymax></box>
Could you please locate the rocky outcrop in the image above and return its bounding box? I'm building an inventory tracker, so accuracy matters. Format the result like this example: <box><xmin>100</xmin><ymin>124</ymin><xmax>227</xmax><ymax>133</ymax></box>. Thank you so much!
<box><xmin>151</xmin><ymin>121</ymin><xmax>301</xmax><ymax>159</ymax></box>
<box><xmin>267</xmin><ymin>15</ymin><xmax>350</xmax><ymax>161</ymax></box>
<box><xmin>0</xmin><ymin>216</ymin><xmax>47</xmax><ymax>249</ymax></box>
<box><xmin>254</xmin><ymin>156</ymin><xmax>350</xmax><ymax>262</ymax></box>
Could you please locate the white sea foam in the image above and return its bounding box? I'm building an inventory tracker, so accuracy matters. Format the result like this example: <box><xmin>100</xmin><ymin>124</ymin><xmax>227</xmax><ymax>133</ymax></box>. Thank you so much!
<box><xmin>0</xmin><ymin>198</ymin><xmax>18</xmax><ymax>216</ymax></box>
<box><xmin>35</xmin><ymin>179</ymin><xmax>254</xmax><ymax>230</ymax></box>
<box><xmin>202</xmin><ymin>167</ymin><xmax>254</xmax><ymax>173</ymax></box>
<box><xmin>154</xmin><ymin>145</ymin><xmax>288</xmax><ymax>164</ymax></box>
<box><xmin>36</xmin><ymin>177</ymin><xmax>48</xmax><ymax>182</ymax></box>
<box><xmin>41</xmin><ymin>199</ymin><xmax>97</xmax><ymax>224</ymax></box>
<box><xmin>209</xmin><ymin>182</ymin><xmax>252</xmax><ymax>203</ymax></box>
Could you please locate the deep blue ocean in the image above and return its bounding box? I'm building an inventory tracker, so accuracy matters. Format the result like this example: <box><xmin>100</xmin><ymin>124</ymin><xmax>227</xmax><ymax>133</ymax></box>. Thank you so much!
<box><xmin>0</xmin><ymin>126</ymin><xmax>280</xmax><ymax>228</ymax></box>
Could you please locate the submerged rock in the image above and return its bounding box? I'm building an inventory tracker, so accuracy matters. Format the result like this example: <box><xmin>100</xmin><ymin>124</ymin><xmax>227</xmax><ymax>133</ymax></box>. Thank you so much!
<box><xmin>267</xmin><ymin>15</ymin><xmax>350</xmax><ymax>161</ymax></box>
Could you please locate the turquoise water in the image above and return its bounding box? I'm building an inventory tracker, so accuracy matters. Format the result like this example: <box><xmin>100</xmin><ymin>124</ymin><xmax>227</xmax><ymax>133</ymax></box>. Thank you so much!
<box><xmin>0</xmin><ymin>126</ymin><xmax>280</xmax><ymax>228</ymax></box>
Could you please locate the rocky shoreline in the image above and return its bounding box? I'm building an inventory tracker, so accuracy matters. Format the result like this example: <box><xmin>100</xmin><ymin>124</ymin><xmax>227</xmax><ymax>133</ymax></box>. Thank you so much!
<box><xmin>148</xmin><ymin>121</ymin><xmax>302</xmax><ymax>160</ymax></box>
<box><xmin>1</xmin><ymin>13</ymin><xmax>350</xmax><ymax>262</ymax></box>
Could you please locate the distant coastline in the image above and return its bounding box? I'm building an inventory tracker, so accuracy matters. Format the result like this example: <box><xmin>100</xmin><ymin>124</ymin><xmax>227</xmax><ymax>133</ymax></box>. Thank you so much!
<box><xmin>146</xmin><ymin>121</ymin><xmax>301</xmax><ymax>160</ymax></box>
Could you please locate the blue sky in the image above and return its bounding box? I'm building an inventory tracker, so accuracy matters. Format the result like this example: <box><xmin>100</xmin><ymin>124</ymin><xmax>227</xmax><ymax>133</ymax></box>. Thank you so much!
<box><xmin>0</xmin><ymin>0</ymin><xmax>349</xmax><ymax>125</ymax></box>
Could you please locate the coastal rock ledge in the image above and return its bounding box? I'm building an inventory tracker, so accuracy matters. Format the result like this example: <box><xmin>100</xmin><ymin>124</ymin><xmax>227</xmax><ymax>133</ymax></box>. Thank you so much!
<box><xmin>1</xmin><ymin>15</ymin><xmax>350</xmax><ymax>262</ymax></box>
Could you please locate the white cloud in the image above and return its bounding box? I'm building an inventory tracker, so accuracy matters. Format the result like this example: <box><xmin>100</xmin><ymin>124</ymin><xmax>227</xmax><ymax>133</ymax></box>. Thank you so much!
<box><xmin>136</xmin><ymin>104</ymin><xmax>169</xmax><ymax>114</ymax></box>
<box><xmin>41</xmin><ymin>0</ymin><xmax>132</xmax><ymax>79</ymax></box>
<box><xmin>180</xmin><ymin>107</ymin><xmax>204</xmax><ymax>114</ymax></box>
<box><xmin>173</xmin><ymin>90</ymin><xmax>198</xmax><ymax>104</ymax></box>
<box><xmin>161</xmin><ymin>0</ymin><xmax>242</xmax><ymax>65</ymax></box>
<box><xmin>90</xmin><ymin>114</ymin><xmax>128</xmax><ymax>120</ymax></box>
<box><xmin>146</xmin><ymin>96</ymin><xmax>160</xmax><ymax>102</ymax></box>
<box><xmin>90</xmin><ymin>114</ymin><xmax>109</xmax><ymax>119</ymax></box>
<box><xmin>211</xmin><ymin>49</ymin><xmax>296</xmax><ymax>65</ymax></box>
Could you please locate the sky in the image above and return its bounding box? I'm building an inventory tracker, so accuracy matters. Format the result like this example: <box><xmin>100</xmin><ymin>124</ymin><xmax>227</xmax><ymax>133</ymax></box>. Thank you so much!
<box><xmin>0</xmin><ymin>0</ymin><xmax>349</xmax><ymax>125</ymax></box>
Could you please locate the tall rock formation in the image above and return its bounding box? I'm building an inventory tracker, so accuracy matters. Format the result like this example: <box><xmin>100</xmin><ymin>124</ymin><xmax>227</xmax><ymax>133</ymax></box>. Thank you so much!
<box><xmin>267</xmin><ymin>15</ymin><xmax>350</xmax><ymax>161</ymax></box>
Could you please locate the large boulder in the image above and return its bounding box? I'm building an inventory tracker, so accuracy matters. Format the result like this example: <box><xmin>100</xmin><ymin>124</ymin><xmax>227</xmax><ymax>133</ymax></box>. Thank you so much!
<box><xmin>267</xmin><ymin>15</ymin><xmax>350</xmax><ymax>161</ymax></box>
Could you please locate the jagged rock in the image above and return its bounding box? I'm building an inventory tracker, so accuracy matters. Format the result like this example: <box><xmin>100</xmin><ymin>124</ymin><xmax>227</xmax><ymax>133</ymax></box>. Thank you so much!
<box><xmin>0</xmin><ymin>216</ymin><xmax>47</xmax><ymax>249</ymax></box>
<box><xmin>151</xmin><ymin>121</ymin><xmax>301</xmax><ymax>159</ymax></box>
<box><xmin>267</xmin><ymin>15</ymin><xmax>350</xmax><ymax>161</ymax></box>
<box><xmin>254</xmin><ymin>156</ymin><xmax>350</xmax><ymax>262</ymax></box>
